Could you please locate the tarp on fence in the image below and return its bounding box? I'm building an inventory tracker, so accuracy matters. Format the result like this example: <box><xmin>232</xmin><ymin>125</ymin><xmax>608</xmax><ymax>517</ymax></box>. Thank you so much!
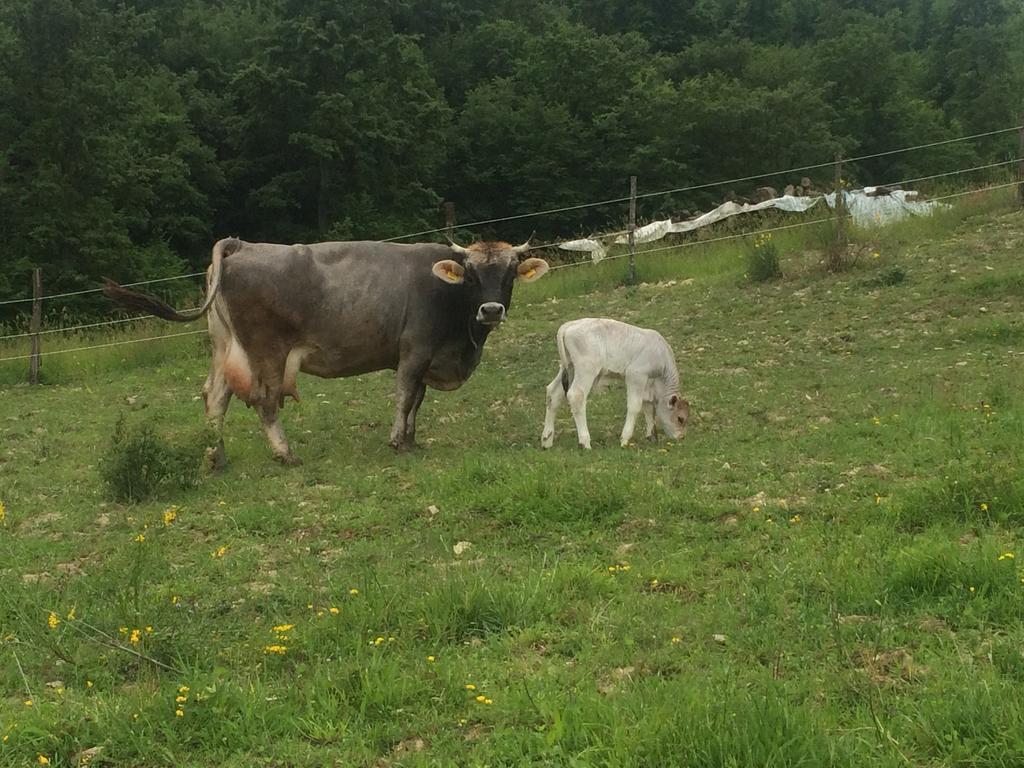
<box><xmin>561</xmin><ymin>188</ymin><xmax>950</xmax><ymax>262</ymax></box>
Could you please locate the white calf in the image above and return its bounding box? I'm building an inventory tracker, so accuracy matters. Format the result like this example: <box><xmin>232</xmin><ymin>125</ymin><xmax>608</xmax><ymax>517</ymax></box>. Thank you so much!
<box><xmin>541</xmin><ymin>318</ymin><xmax>690</xmax><ymax>449</ymax></box>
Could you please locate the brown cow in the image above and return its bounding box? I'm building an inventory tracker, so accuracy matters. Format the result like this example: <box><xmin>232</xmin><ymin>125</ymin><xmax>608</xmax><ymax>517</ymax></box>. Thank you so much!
<box><xmin>104</xmin><ymin>237</ymin><xmax>548</xmax><ymax>465</ymax></box>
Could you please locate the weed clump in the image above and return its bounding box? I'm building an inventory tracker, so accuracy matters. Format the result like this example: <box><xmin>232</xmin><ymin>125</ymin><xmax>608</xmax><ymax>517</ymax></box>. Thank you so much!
<box><xmin>100</xmin><ymin>415</ymin><xmax>204</xmax><ymax>502</ymax></box>
<box><xmin>746</xmin><ymin>232</ymin><xmax>782</xmax><ymax>282</ymax></box>
<box><xmin>862</xmin><ymin>265</ymin><xmax>907</xmax><ymax>289</ymax></box>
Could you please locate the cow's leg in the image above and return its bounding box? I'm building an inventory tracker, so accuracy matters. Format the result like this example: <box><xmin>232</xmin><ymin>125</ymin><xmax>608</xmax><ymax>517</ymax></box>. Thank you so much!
<box><xmin>257</xmin><ymin>401</ymin><xmax>300</xmax><ymax>466</ymax></box>
<box><xmin>541</xmin><ymin>370</ymin><xmax>566</xmax><ymax>448</ymax></box>
<box><xmin>390</xmin><ymin>359</ymin><xmax>429</xmax><ymax>450</ymax></box>
<box><xmin>642</xmin><ymin>401</ymin><xmax>657</xmax><ymax>442</ymax></box>
<box><xmin>403</xmin><ymin>382</ymin><xmax>427</xmax><ymax>447</ymax></box>
<box><xmin>203</xmin><ymin>369</ymin><xmax>233</xmax><ymax>470</ymax></box>
<box><xmin>620</xmin><ymin>378</ymin><xmax>645</xmax><ymax>447</ymax></box>
<box><xmin>566</xmin><ymin>371</ymin><xmax>597</xmax><ymax>450</ymax></box>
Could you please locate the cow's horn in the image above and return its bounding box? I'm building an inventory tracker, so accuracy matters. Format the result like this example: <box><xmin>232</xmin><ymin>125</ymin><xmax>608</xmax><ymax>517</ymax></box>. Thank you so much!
<box><xmin>512</xmin><ymin>235</ymin><xmax>534</xmax><ymax>255</ymax></box>
<box><xmin>446</xmin><ymin>235</ymin><xmax>471</xmax><ymax>255</ymax></box>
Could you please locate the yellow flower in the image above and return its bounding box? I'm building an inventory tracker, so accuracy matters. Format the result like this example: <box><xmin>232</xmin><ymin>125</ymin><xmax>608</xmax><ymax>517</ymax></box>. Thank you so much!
<box><xmin>178</xmin><ymin>686</ymin><xmax>190</xmax><ymax>694</ymax></box>
<box><xmin>0</xmin><ymin>500</ymin><xmax>6</xmax><ymax>524</ymax></box>
<box><xmin>171</xmin><ymin>595</ymin><xmax>179</xmax><ymax>605</ymax></box>
<box><xmin>484</xmin><ymin>698</ymin><xmax>493</xmax><ymax>705</ymax></box>
<box><xmin>969</xmin><ymin>586</ymin><xmax>976</xmax><ymax>593</ymax></box>
<box><xmin>163</xmin><ymin>507</ymin><xmax>178</xmax><ymax>526</ymax></box>
<box><xmin>998</xmin><ymin>552</ymin><xmax>1015</xmax><ymax>561</ymax></box>
<box><xmin>373</xmin><ymin>636</ymin><xmax>385</xmax><ymax>645</ymax></box>
<box><xmin>24</xmin><ymin>699</ymin><xmax>32</xmax><ymax>707</ymax></box>
<box><xmin>980</xmin><ymin>503</ymin><xmax>989</xmax><ymax>511</ymax></box>
<box><xmin>329</xmin><ymin>607</ymin><xmax>339</xmax><ymax>615</ymax></box>
<box><xmin>119</xmin><ymin>627</ymin><xmax>128</xmax><ymax>635</ymax></box>
<box><xmin>145</xmin><ymin>626</ymin><xmax>153</xmax><ymax>634</ymax></box>
<box><xmin>263</xmin><ymin>645</ymin><xmax>287</xmax><ymax>655</ymax></box>
<box><xmin>671</xmin><ymin>636</ymin><xmax>681</xmax><ymax>644</ymax></box>
<box><xmin>66</xmin><ymin>607</ymin><xmax>76</xmax><ymax>621</ymax></box>
<box><xmin>789</xmin><ymin>515</ymin><xmax>801</xmax><ymax>524</ymax></box>
<box><xmin>38</xmin><ymin>756</ymin><xmax>50</xmax><ymax>765</ymax></box>
<box><xmin>47</xmin><ymin>612</ymin><xmax>60</xmax><ymax>630</ymax></box>
<box><xmin>465</xmin><ymin>684</ymin><xmax>476</xmax><ymax>691</ymax></box>
<box><xmin>212</xmin><ymin>546</ymin><xmax>227</xmax><ymax>558</ymax></box>
<box><xmin>175</xmin><ymin>709</ymin><xmax>184</xmax><ymax>717</ymax></box>
<box><xmin>475</xmin><ymin>694</ymin><xmax>486</xmax><ymax>702</ymax></box>
<box><xmin>175</xmin><ymin>695</ymin><xmax>187</xmax><ymax>703</ymax></box>
<box><xmin>129</xmin><ymin>629</ymin><xmax>141</xmax><ymax>644</ymax></box>
<box><xmin>427</xmin><ymin>655</ymin><xmax>435</xmax><ymax>663</ymax></box>
<box><xmin>272</xmin><ymin>624</ymin><xmax>295</xmax><ymax>633</ymax></box>
<box><xmin>349</xmin><ymin>588</ymin><xmax>359</xmax><ymax>595</ymax></box>
<box><xmin>134</xmin><ymin>534</ymin><xmax>145</xmax><ymax>543</ymax></box>
<box><xmin>752</xmin><ymin>506</ymin><xmax>761</xmax><ymax>513</ymax></box>
<box><xmin>86</xmin><ymin>681</ymin><xmax>93</xmax><ymax>688</ymax></box>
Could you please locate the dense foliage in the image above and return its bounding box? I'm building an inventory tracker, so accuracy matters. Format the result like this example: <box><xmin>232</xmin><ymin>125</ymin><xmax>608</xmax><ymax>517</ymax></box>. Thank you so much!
<box><xmin>1</xmin><ymin>0</ymin><xmax>1022</xmax><ymax>313</ymax></box>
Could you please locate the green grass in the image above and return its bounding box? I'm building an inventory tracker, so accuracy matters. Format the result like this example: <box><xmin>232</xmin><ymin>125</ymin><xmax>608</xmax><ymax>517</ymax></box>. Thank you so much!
<box><xmin>2</xmin><ymin>194</ymin><xmax>1024</xmax><ymax>766</ymax></box>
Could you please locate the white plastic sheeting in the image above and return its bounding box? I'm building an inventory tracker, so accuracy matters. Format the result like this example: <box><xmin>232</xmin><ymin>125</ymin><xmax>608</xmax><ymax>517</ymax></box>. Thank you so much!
<box><xmin>562</xmin><ymin>189</ymin><xmax>949</xmax><ymax>262</ymax></box>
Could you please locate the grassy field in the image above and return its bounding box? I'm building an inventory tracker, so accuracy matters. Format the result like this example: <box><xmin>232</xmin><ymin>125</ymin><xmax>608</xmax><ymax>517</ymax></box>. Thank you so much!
<box><xmin>2</xmin><ymin>196</ymin><xmax>1024</xmax><ymax>766</ymax></box>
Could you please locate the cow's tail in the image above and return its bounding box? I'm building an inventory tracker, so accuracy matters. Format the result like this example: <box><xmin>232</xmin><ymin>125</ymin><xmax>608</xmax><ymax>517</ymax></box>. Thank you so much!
<box><xmin>102</xmin><ymin>237</ymin><xmax>238</xmax><ymax>322</ymax></box>
<box><xmin>557</xmin><ymin>325</ymin><xmax>573</xmax><ymax>394</ymax></box>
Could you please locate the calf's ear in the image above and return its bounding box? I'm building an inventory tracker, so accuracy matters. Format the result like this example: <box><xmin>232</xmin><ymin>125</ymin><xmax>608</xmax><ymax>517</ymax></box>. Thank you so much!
<box><xmin>432</xmin><ymin>259</ymin><xmax>465</xmax><ymax>284</ymax></box>
<box><xmin>517</xmin><ymin>258</ymin><xmax>549</xmax><ymax>282</ymax></box>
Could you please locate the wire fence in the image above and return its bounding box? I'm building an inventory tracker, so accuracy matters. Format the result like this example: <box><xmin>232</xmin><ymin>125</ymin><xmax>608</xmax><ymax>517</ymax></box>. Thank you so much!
<box><xmin>1</xmin><ymin>123</ymin><xmax>1021</xmax><ymax>367</ymax></box>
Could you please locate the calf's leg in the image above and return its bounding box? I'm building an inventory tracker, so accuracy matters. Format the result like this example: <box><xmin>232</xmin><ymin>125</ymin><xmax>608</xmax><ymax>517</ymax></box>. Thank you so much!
<box><xmin>541</xmin><ymin>370</ymin><xmax>566</xmax><ymax>448</ymax></box>
<box><xmin>619</xmin><ymin>379</ymin><xmax>645</xmax><ymax>447</ymax></box>
<box><xmin>566</xmin><ymin>370</ymin><xmax>597</xmax><ymax>450</ymax></box>
<box><xmin>642</xmin><ymin>402</ymin><xmax>657</xmax><ymax>442</ymax></box>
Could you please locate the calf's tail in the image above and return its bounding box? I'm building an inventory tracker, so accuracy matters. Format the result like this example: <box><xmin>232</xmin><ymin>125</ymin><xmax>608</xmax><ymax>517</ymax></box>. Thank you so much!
<box><xmin>102</xmin><ymin>237</ymin><xmax>238</xmax><ymax>322</ymax></box>
<box><xmin>557</xmin><ymin>326</ymin><xmax>573</xmax><ymax>393</ymax></box>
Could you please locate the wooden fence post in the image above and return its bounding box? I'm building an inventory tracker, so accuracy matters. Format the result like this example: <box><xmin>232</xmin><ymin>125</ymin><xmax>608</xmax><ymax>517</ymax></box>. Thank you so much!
<box><xmin>444</xmin><ymin>201</ymin><xmax>456</xmax><ymax>241</ymax></box>
<box><xmin>1017</xmin><ymin>118</ymin><xmax>1023</xmax><ymax>208</ymax></box>
<box><xmin>627</xmin><ymin>175</ymin><xmax>637</xmax><ymax>284</ymax></box>
<box><xmin>29</xmin><ymin>268</ymin><xmax>42</xmax><ymax>385</ymax></box>
<box><xmin>831</xmin><ymin>153</ymin><xmax>846</xmax><ymax>270</ymax></box>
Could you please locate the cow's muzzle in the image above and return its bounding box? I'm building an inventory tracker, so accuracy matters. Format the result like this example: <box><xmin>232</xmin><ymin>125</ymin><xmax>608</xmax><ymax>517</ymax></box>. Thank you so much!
<box><xmin>476</xmin><ymin>302</ymin><xmax>506</xmax><ymax>326</ymax></box>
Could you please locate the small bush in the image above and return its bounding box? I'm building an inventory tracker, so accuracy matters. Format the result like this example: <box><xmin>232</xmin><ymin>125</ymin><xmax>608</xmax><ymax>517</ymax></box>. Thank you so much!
<box><xmin>99</xmin><ymin>415</ymin><xmax>204</xmax><ymax>502</ymax></box>
<box><xmin>862</xmin><ymin>266</ymin><xmax>907</xmax><ymax>289</ymax></box>
<box><xmin>746</xmin><ymin>233</ymin><xmax>782</xmax><ymax>282</ymax></box>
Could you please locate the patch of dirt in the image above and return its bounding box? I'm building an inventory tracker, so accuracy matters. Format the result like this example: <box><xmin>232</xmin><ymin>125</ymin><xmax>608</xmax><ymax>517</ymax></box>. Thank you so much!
<box><xmin>854</xmin><ymin>648</ymin><xmax>927</xmax><ymax>687</ymax></box>
<box><xmin>376</xmin><ymin>737</ymin><xmax>427</xmax><ymax>767</ymax></box>
<box><xmin>617</xmin><ymin>517</ymin><xmax>658</xmax><ymax>534</ymax></box>
<box><xmin>597</xmin><ymin>665</ymin><xmax>639</xmax><ymax>695</ymax></box>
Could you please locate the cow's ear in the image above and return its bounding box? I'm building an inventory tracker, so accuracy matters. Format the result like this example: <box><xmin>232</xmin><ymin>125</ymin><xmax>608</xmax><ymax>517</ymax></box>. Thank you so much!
<box><xmin>432</xmin><ymin>259</ymin><xmax>465</xmax><ymax>284</ymax></box>
<box><xmin>517</xmin><ymin>258</ymin><xmax>549</xmax><ymax>282</ymax></box>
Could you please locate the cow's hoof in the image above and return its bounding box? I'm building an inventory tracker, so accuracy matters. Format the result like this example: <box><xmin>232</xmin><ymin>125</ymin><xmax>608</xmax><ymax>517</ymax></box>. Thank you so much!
<box><xmin>274</xmin><ymin>453</ymin><xmax>303</xmax><ymax>467</ymax></box>
<box><xmin>540</xmin><ymin>431</ymin><xmax>554</xmax><ymax>449</ymax></box>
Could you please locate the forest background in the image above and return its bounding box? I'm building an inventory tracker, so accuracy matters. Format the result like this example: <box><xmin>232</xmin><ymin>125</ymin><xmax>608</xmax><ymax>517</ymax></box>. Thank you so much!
<box><xmin>1</xmin><ymin>0</ymin><xmax>1022</xmax><ymax>316</ymax></box>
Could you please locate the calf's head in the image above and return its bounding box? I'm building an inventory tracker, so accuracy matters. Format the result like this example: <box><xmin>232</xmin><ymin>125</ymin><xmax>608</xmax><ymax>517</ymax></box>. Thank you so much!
<box><xmin>432</xmin><ymin>241</ymin><xmax>549</xmax><ymax>326</ymax></box>
<box><xmin>656</xmin><ymin>394</ymin><xmax>691</xmax><ymax>439</ymax></box>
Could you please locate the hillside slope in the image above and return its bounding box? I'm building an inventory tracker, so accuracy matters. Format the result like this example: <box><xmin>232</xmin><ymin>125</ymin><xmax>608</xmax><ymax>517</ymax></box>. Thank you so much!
<box><xmin>2</xmin><ymin>208</ymin><xmax>1023</xmax><ymax>766</ymax></box>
